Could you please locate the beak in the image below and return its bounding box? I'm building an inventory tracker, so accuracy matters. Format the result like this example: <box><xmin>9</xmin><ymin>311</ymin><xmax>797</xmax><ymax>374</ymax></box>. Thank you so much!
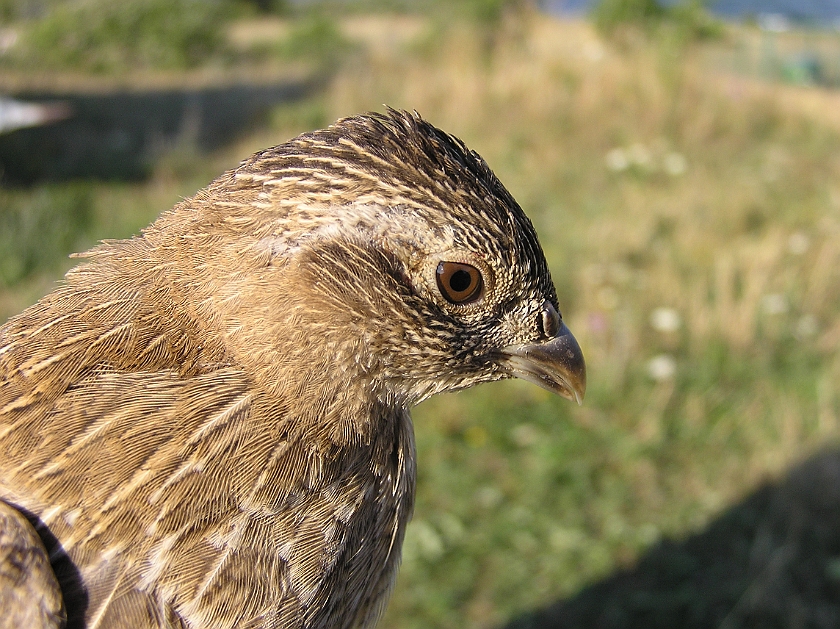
<box><xmin>500</xmin><ymin>322</ymin><xmax>586</xmax><ymax>405</ymax></box>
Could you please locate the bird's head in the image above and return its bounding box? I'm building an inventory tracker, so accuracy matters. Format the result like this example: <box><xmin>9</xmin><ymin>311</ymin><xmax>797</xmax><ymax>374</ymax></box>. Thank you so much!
<box><xmin>147</xmin><ymin>110</ymin><xmax>585</xmax><ymax>408</ymax></box>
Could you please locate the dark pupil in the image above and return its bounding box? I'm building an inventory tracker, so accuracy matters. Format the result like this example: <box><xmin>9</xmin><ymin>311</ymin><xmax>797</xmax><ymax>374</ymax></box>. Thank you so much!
<box><xmin>449</xmin><ymin>269</ymin><xmax>472</xmax><ymax>293</ymax></box>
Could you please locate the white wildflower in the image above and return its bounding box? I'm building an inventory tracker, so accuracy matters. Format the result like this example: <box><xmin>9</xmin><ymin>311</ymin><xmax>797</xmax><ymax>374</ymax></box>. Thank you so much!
<box><xmin>606</xmin><ymin>148</ymin><xmax>629</xmax><ymax>172</ymax></box>
<box><xmin>647</xmin><ymin>354</ymin><xmax>676</xmax><ymax>382</ymax></box>
<box><xmin>761</xmin><ymin>293</ymin><xmax>788</xmax><ymax>315</ymax></box>
<box><xmin>650</xmin><ymin>307</ymin><xmax>681</xmax><ymax>333</ymax></box>
<box><xmin>510</xmin><ymin>423</ymin><xmax>540</xmax><ymax>447</ymax></box>
<box><xmin>663</xmin><ymin>152</ymin><xmax>687</xmax><ymax>176</ymax></box>
<box><xmin>788</xmin><ymin>231</ymin><xmax>810</xmax><ymax>255</ymax></box>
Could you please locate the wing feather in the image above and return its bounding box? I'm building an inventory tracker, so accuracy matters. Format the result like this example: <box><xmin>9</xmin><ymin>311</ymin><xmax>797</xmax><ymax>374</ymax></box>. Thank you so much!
<box><xmin>0</xmin><ymin>500</ymin><xmax>66</xmax><ymax>629</ymax></box>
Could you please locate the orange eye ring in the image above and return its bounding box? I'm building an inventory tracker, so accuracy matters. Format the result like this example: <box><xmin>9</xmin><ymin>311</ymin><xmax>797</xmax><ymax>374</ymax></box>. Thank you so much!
<box><xmin>436</xmin><ymin>261</ymin><xmax>483</xmax><ymax>304</ymax></box>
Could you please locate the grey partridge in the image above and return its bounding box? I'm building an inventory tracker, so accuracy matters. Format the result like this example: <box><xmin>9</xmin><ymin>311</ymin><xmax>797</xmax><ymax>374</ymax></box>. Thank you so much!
<box><xmin>0</xmin><ymin>110</ymin><xmax>585</xmax><ymax>629</ymax></box>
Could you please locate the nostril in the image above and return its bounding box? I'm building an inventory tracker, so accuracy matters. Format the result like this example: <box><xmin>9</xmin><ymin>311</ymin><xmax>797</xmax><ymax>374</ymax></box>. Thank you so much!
<box><xmin>539</xmin><ymin>300</ymin><xmax>560</xmax><ymax>339</ymax></box>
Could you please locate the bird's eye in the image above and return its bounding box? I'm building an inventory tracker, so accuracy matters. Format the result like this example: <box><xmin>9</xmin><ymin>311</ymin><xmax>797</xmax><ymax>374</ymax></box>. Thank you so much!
<box><xmin>436</xmin><ymin>261</ymin><xmax>483</xmax><ymax>304</ymax></box>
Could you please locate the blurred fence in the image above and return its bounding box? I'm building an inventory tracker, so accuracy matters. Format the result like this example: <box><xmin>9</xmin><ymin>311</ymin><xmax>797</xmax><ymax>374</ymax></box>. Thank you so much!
<box><xmin>707</xmin><ymin>20</ymin><xmax>840</xmax><ymax>87</ymax></box>
<box><xmin>0</xmin><ymin>80</ymin><xmax>317</xmax><ymax>184</ymax></box>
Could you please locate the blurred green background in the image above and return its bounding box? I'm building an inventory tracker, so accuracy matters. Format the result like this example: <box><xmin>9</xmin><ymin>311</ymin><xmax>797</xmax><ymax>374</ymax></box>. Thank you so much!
<box><xmin>2</xmin><ymin>1</ymin><xmax>840</xmax><ymax>627</ymax></box>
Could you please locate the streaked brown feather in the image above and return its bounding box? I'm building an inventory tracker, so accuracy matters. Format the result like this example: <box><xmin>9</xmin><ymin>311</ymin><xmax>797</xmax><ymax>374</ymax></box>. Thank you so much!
<box><xmin>0</xmin><ymin>110</ymin><xmax>571</xmax><ymax>628</ymax></box>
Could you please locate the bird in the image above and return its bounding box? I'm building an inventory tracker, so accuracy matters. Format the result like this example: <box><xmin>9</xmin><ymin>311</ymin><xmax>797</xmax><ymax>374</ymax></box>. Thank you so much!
<box><xmin>0</xmin><ymin>109</ymin><xmax>585</xmax><ymax>629</ymax></box>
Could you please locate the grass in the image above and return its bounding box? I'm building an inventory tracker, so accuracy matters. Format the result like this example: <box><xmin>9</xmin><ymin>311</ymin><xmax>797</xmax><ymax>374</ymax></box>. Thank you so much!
<box><xmin>2</xmin><ymin>7</ymin><xmax>840</xmax><ymax>628</ymax></box>
<box><xmin>10</xmin><ymin>0</ymin><xmax>231</xmax><ymax>72</ymax></box>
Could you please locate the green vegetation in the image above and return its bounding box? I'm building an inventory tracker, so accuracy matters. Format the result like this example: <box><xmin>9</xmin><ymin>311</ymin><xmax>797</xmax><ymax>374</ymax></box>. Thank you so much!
<box><xmin>2</xmin><ymin>6</ymin><xmax>840</xmax><ymax>628</ymax></box>
<box><xmin>591</xmin><ymin>0</ymin><xmax>666</xmax><ymax>32</ymax></box>
<box><xmin>1</xmin><ymin>0</ymin><xmax>523</xmax><ymax>73</ymax></box>
<box><xmin>0</xmin><ymin>184</ymin><xmax>93</xmax><ymax>286</ymax></box>
<box><xmin>592</xmin><ymin>0</ymin><xmax>723</xmax><ymax>41</ymax></box>
<box><xmin>14</xmin><ymin>0</ymin><xmax>231</xmax><ymax>72</ymax></box>
<box><xmin>273</xmin><ymin>12</ymin><xmax>357</xmax><ymax>65</ymax></box>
